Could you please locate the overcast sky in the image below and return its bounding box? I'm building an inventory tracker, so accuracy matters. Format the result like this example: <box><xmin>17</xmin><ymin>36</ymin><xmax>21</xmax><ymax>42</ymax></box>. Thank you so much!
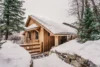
<box><xmin>23</xmin><ymin>0</ymin><xmax>76</xmax><ymax>23</ymax></box>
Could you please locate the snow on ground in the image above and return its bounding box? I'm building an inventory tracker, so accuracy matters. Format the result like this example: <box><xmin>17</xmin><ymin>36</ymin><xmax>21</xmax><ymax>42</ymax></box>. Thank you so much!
<box><xmin>0</xmin><ymin>41</ymin><xmax>31</xmax><ymax>67</ymax></box>
<box><xmin>52</xmin><ymin>39</ymin><xmax>100</xmax><ymax>66</ymax></box>
<box><xmin>33</xmin><ymin>53</ymin><xmax>73</xmax><ymax>67</ymax></box>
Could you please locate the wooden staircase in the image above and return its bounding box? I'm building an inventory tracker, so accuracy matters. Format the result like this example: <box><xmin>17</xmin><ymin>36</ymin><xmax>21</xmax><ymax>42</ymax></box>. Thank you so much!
<box><xmin>21</xmin><ymin>43</ymin><xmax>43</xmax><ymax>54</ymax></box>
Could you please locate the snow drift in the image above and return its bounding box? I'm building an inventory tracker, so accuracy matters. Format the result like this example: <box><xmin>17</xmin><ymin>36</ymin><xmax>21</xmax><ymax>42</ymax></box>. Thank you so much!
<box><xmin>0</xmin><ymin>41</ymin><xmax>31</xmax><ymax>67</ymax></box>
<box><xmin>33</xmin><ymin>53</ymin><xmax>73</xmax><ymax>67</ymax></box>
<box><xmin>52</xmin><ymin>39</ymin><xmax>100</xmax><ymax>66</ymax></box>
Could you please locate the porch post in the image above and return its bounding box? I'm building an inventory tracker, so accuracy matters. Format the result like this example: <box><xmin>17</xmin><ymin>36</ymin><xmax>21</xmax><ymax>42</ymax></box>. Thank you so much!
<box><xmin>40</xmin><ymin>28</ymin><xmax>44</xmax><ymax>52</ymax></box>
<box><xmin>55</xmin><ymin>36</ymin><xmax>59</xmax><ymax>46</ymax></box>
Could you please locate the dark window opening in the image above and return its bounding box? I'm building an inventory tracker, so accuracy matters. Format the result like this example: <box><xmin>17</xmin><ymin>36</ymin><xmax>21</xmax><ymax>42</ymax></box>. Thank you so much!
<box><xmin>48</xmin><ymin>33</ymin><xmax>50</xmax><ymax>36</ymax></box>
<box><xmin>35</xmin><ymin>31</ymin><xmax>39</xmax><ymax>40</ymax></box>
<box><xmin>60</xmin><ymin>36</ymin><xmax>67</xmax><ymax>44</ymax></box>
<box><xmin>28</xmin><ymin>32</ymin><xmax>31</xmax><ymax>40</ymax></box>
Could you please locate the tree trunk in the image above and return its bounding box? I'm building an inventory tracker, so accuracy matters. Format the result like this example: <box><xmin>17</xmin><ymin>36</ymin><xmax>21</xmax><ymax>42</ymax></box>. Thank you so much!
<box><xmin>81</xmin><ymin>0</ymin><xmax>85</xmax><ymax>20</ymax></box>
<box><xmin>5</xmin><ymin>13</ymin><xmax>10</xmax><ymax>40</ymax></box>
<box><xmin>90</xmin><ymin>0</ymin><xmax>100</xmax><ymax>22</ymax></box>
<box><xmin>85</xmin><ymin>0</ymin><xmax>89</xmax><ymax>8</ymax></box>
<box><xmin>5</xmin><ymin>29</ymin><xmax>9</xmax><ymax>40</ymax></box>
<box><xmin>75</xmin><ymin>0</ymin><xmax>81</xmax><ymax>21</ymax></box>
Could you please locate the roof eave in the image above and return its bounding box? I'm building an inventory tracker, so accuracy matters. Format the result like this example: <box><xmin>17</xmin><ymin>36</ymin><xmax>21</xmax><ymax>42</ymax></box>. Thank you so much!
<box><xmin>54</xmin><ymin>33</ymin><xmax>77</xmax><ymax>36</ymax></box>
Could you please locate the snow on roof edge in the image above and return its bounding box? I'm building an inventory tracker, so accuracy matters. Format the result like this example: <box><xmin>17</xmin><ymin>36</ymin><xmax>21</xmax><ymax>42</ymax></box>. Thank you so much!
<box><xmin>30</xmin><ymin>15</ymin><xmax>77</xmax><ymax>35</ymax></box>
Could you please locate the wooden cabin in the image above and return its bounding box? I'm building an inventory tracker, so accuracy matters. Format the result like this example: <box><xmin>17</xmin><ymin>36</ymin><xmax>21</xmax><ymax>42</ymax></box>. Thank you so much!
<box><xmin>22</xmin><ymin>15</ymin><xmax>77</xmax><ymax>54</ymax></box>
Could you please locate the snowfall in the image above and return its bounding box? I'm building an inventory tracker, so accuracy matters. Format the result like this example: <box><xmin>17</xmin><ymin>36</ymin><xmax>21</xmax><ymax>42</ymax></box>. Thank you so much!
<box><xmin>0</xmin><ymin>41</ymin><xmax>31</xmax><ymax>67</ymax></box>
<box><xmin>34</xmin><ymin>39</ymin><xmax>100</xmax><ymax>67</ymax></box>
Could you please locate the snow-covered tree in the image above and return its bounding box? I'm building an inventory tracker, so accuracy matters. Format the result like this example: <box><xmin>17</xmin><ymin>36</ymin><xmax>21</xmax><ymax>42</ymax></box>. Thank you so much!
<box><xmin>0</xmin><ymin>0</ymin><xmax>25</xmax><ymax>40</ymax></box>
<box><xmin>78</xmin><ymin>6</ymin><xmax>100</xmax><ymax>42</ymax></box>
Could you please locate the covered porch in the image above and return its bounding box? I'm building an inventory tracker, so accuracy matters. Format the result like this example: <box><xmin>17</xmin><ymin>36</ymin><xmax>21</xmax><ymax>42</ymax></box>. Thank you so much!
<box><xmin>54</xmin><ymin>34</ymin><xmax>77</xmax><ymax>46</ymax></box>
<box><xmin>22</xmin><ymin>24</ymin><xmax>43</xmax><ymax>54</ymax></box>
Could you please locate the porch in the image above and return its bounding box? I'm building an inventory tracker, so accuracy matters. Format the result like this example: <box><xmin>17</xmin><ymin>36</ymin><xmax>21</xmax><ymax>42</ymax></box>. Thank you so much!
<box><xmin>21</xmin><ymin>42</ymin><xmax>43</xmax><ymax>54</ymax></box>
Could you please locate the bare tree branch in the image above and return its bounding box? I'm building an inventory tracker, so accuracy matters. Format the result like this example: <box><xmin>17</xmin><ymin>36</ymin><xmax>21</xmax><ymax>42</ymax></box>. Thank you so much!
<box><xmin>63</xmin><ymin>22</ymin><xmax>78</xmax><ymax>30</ymax></box>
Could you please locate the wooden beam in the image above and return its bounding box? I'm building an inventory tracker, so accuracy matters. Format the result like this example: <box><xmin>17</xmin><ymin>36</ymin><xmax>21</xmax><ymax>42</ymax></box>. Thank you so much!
<box><xmin>39</xmin><ymin>28</ymin><xmax>44</xmax><ymax>52</ymax></box>
<box><xmin>55</xmin><ymin>36</ymin><xmax>59</xmax><ymax>46</ymax></box>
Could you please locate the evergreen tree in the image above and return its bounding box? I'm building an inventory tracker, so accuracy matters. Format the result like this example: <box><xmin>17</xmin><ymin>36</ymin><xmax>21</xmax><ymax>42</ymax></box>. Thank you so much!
<box><xmin>0</xmin><ymin>0</ymin><xmax>25</xmax><ymax>40</ymax></box>
<box><xmin>78</xmin><ymin>7</ymin><xmax>100</xmax><ymax>43</ymax></box>
<box><xmin>0</xmin><ymin>1</ymin><xmax>4</xmax><ymax>39</ymax></box>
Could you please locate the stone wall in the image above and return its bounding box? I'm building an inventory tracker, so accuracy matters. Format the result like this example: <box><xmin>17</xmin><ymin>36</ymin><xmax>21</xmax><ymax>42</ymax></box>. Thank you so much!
<box><xmin>52</xmin><ymin>51</ymin><xmax>97</xmax><ymax>67</ymax></box>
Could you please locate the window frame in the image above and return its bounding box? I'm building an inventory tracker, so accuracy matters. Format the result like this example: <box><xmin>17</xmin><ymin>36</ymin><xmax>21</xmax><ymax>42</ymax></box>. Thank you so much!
<box><xmin>35</xmin><ymin>30</ymin><xmax>39</xmax><ymax>40</ymax></box>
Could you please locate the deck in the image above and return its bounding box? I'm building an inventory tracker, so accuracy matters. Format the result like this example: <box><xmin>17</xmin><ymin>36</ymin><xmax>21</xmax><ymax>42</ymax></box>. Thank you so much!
<box><xmin>21</xmin><ymin>43</ymin><xmax>43</xmax><ymax>54</ymax></box>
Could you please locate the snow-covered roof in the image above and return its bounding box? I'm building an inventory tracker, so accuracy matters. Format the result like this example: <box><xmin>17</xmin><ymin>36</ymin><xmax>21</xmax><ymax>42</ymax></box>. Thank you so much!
<box><xmin>25</xmin><ymin>24</ymin><xmax>38</xmax><ymax>31</ymax></box>
<box><xmin>30</xmin><ymin>15</ymin><xmax>77</xmax><ymax>35</ymax></box>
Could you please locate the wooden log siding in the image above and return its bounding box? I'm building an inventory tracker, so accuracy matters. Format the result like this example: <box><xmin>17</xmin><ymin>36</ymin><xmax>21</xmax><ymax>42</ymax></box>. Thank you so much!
<box><xmin>44</xmin><ymin>29</ymin><xmax>55</xmax><ymax>52</ymax></box>
<box><xmin>21</xmin><ymin>43</ymin><xmax>43</xmax><ymax>54</ymax></box>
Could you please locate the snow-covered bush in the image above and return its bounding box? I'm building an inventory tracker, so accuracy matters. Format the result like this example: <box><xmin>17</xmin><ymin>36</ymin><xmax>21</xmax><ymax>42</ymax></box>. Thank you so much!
<box><xmin>8</xmin><ymin>35</ymin><xmax>24</xmax><ymax>44</ymax></box>
<box><xmin>0</xmin><ymin>41</ymin><xmax>6</xmax><ymax>48</ymax></box>
<box><xmin>0</xmin><ymin>41</ymin><xmax>31</xmax><ymax>67</ymax></box>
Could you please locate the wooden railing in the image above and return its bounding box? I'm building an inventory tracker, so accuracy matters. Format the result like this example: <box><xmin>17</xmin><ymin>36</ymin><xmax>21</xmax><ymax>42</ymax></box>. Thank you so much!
<box><xmin>21</xmin><ymin>43</ymin><xmax>43</xmax><ymax>54</ymax></box>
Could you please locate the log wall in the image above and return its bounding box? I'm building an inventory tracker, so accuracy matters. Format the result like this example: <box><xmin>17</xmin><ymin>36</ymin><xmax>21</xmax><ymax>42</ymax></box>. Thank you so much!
<box><xmin>44</xmin><ymin>29</ymin><xmax>55</xmax><ymax>52</ymax></box>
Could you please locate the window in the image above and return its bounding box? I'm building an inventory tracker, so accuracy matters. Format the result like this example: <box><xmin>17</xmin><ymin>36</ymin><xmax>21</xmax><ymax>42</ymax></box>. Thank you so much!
<box><xmin>48</xmin><ymin>33</ymin><xmax>50</xmax><ymax>36</ymax></box>
<box><xmin>28</xmin><ymin>32</ymin><xmax>31</xmax><ymax>40</ymax></box>
<box><xmin>35</xmin><ymin>31</ymin><xmax>39</xmax><ymax>40</ymax></box>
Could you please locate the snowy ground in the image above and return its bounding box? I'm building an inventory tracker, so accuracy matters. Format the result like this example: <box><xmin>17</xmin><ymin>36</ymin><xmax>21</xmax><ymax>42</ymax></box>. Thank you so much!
<box><xmin>33</xmin><ymin>53</ymin><xmax>73</xmax><ymax>67</ymax></box>
<box><xmin>0</xmin><ymin>41</ymin><xmax>31</xmax><ymax>67</ymax></box>
<box><xmin>52</xmin><ymin>39</ymin><xmax>100</xmax><ymax>66</ymax></box>
<box><xmin>33</xmin><ymin>39</ymin><xmax>100</xmax><ymax>67</ymax></box>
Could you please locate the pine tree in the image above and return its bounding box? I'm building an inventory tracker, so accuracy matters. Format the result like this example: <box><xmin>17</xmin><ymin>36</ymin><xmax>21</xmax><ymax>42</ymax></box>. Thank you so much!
<box><xmin>0</xmin><ymin>1</ymin><xmax>4</xmax><ymax>39</ymax></box>
<box><xmin>0</xmin><ymin>0</ymin><xmax>25</xmax><ymax>40</ymax></box>
<box><xmin>78</xmin><ymin>7</ymin><xmax>100</xmax><ymax>43</ymax></box>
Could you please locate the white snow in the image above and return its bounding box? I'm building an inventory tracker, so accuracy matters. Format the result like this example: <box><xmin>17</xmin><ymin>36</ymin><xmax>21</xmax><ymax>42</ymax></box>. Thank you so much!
<box><xmin>0</xmin><ymin>41</ymin><xmax>31</xmax><ymax>67</ymax></box>
<box><xmin>52</xmin><ymin>39</ymin><xmax>100</xmax><ymax>66</ymax></box>
<box><xmin>33</xmin><ymin>53</ymin><xmax>73</xmax><ymax>67</ymax></box>
<box><xmin>26</xmin><ymin>24</ymin><xmax>38</xmax><ymax>31</ymax></box>
<box><xmin>31</xmin><ymin>15</ymin><xmax>77</xmax><ymax>35</ymax></box>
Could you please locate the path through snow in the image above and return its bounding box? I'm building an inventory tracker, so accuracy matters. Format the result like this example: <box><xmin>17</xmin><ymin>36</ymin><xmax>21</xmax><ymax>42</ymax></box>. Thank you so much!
<box><xmin>33</xmin><ymin>53</ymin><xmax>73</xmax><ymax>67</ymax></box>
